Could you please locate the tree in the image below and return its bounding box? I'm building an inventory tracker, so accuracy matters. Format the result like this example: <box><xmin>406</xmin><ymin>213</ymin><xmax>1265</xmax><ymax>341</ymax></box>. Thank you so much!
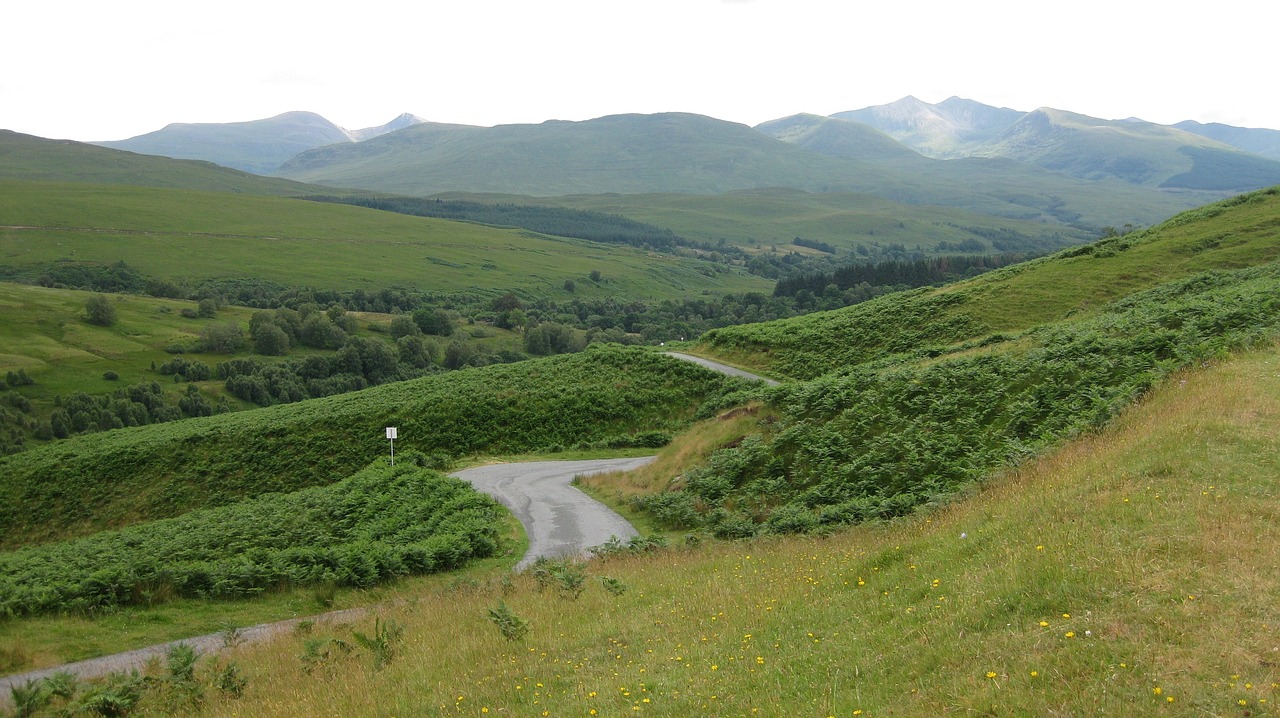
<box><xmin>197</xmin><ymin>298</ymin><xmax>218</xmax><ymax>318</ymax></box>
<box><xmin>390</xmin><ymin>315</ymin><xmax>420</xmax><ymax>339</ymax></box>
<box><xmin>199</xmin><ymin>323</ymin><xmax>245</xmax><ymax>353</ymax></box>
<box><xmin>252</xmin><ymin>323</ymin><xmax>290</xmax><ymax>356</ymax></box>
<box><xmin>412</xmin><ymin>308</ymin><xmax>454</xmax><ymax>337</ymax></box>
<box><xmin>300</xmin><ymin>314</ymin><xmax>348</xmax><ymax>349</ymax></box>
<box><xmin>85</xmin><ymin>294</ymin><xmax>118</xmax><ymax>327</ymax></box>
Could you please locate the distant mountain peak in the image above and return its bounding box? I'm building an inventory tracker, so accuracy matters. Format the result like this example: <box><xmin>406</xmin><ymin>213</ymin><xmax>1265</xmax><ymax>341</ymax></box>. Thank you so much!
<box><xmin>831</xmin><ymin>96</ymin><xmax>1026</xmax><ymax>158</ymax></box>
<box><xmin>348</xmin><ymin>113</ymin><xmax>426</xmax><ymax>141</ymax></box>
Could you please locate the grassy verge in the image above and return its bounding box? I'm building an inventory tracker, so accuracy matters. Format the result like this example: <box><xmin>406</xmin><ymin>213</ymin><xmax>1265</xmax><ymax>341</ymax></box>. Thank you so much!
<box><xmin>0</xmin><ymin>511</ymin><xmax>527</xmax><ymax>676</ymax></box>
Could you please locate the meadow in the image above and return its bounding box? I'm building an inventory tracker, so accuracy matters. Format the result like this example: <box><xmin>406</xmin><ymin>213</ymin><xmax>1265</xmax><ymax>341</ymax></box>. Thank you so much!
<box><xmin>0</xmin><ymin>281</ymin><xmax>533</xmax><ymax>456</ymax></box>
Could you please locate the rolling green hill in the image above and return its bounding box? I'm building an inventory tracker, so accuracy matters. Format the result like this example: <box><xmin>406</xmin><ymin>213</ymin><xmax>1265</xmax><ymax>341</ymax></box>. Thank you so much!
<box><xmin>700</xmin><ymin>186</ymin><xmax>1280</xmax><ymax>378</ymax></box>
<box><xmin>0</xmin><ymin>346</ymin><xmax>743</xmax><ymax>549</ymax></box>
<box><xmin>0</xmin><ymin>180</ymin><xmax>769</xmax><ymax>299</ymax></box>
<box><xmin>6</xmin><ymin>190</ymin><xmax>1280</xmax><ymax>715</ymax></box>
<box><xmin>92</xmin><ymin>112</ymin><xmax>356</xmax><ymax>175</ymax></box>
<box><xmin>1176</xmin><ymin>119</ymin><xmax>1280</xmax><ymax>161</ymax></box>
<box><xmin>112</xmin><ymin>343</ymin><xmax>1280</xmax><ymax>717</ymax></box>
<box><xmin>275</xmin><ymin>112</ymin><xmax>904</xmax><ymax>195</ymax></box>
<box><xmin>0</xmin><ymin>131</ymin><xmax>340</xmax><ymax>196</ymax></box>
<box><xmin>754</xmin><ymin>113</ymin><xmax>921</xmax><ymax>160</ymax></box>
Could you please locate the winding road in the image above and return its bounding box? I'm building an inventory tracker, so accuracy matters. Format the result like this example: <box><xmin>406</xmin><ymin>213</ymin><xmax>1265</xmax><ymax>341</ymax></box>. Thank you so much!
<box><xmin>0</xmin><ymin>351</ymin><xmax>774</xmax><ymax>699</ymax></box>
<box><xmin>452</xmin><ymin>457</ymin><xmax>655</xmax><ymax>570</ymax></box>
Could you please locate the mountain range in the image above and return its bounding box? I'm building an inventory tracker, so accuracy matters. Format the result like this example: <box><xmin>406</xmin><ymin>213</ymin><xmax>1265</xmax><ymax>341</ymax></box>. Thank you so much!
<box><xmin>93</xmin><ymin>111</ymin><xmax>425</xmax><ymax>174</ymax></box>
<box><xmin>15</xmin><ymin>96</ymin><xmax>1277</xmax><ymax>239</ymax></box>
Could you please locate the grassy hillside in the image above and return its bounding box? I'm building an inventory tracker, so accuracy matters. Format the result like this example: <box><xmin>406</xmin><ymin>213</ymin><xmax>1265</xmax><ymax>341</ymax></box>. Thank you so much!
<box><xmin>0</xmin><ymin>180</ymin><xmax>769</xmax><ymax>299</ymax></box>
<box><xmin>46</xmin><ymin>343</ymin><xmax>1280</xmax><ymax>717</ymax></box>
<box><xmin>701</xmin><ymin>186</ymin><xmax>1280</xmax><ymax>378</ymax></box>
<box><xmin>1176</xmin><ymin>119</ymin><xmax>1280</xmax><ymax>161</ymax></box>
<box><xmin>0</xmin><ymin>131</ymin><xmax>336</xmax><ymax>196</ymax></box>
<box><xmin>0</xmin><ymin>346</ymin><xmax>743</xmax><ymax>549</ymax></box>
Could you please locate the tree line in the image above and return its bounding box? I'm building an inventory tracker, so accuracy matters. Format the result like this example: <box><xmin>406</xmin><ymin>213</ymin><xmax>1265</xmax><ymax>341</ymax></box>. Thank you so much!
<box><xmin>773</xmin><ymin>252</ymin><xmax>1036</xmax><ymax>298</ymax></box>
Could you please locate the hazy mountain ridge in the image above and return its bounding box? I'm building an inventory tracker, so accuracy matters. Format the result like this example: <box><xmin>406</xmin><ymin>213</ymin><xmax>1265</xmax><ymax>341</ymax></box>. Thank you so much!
<box><xmin>1174</xmin><ymin>119</ymin><xmax>1280</xmax><ymax>161</ymax></box>
<box><xmin>753</xmin><ymin>114</ymin><xmax>921</xmax><ymax>161</ymax></box>
<box><xmin>270</xmin><ymin>111</ymin><xmax>1231</xmax><ymax>232</ymax></box>
<box><xmin>92</xmin><ymin>111</ymin><xmax>425</xmax><ymax>174</ymax></box>
<box><xmin>830</xmin><ymin>95</ymin><xmax>1025</xmax><ymax>158</ymax></box>
<box><xmin>816</xmin><ymin>97</ymin><xmax>1280</xmax><ymax>191</ymax></box>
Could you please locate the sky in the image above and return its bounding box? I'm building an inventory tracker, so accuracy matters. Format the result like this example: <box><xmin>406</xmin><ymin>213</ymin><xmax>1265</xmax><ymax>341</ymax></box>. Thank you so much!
<box><xmin>4</xmin><ymin>0</ymin><xmax>1276</xmax><ymax>142</ymax></box>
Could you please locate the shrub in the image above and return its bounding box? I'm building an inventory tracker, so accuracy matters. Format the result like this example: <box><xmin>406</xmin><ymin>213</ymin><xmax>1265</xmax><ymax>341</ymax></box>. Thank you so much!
<box><xmin>84</xmin><ymin>294</ymin><xmax>117</xmax><ymax>327</ymax></box>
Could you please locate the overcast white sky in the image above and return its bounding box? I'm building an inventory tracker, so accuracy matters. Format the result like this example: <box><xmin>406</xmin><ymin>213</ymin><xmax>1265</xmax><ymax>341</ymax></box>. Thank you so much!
<box><xmin>4</xmin><ymin>0</ymin><xmax>1275</xmax><ymax>142</ymax></box>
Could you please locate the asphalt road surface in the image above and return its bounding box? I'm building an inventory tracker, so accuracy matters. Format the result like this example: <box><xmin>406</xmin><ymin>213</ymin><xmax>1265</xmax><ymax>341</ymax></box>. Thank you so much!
<box><xmin>452</xmin><ymin>456</ymin><xmax>656</xmax><ymax>570</ymax></box>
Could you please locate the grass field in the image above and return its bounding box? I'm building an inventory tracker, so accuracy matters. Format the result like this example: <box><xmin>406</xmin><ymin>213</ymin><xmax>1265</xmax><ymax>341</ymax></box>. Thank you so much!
<box><xmin>0</xmin><ymin>180</ymin><xmax>770</xmax><ymax>300</ymax></box>
<box><xmin>57</xmin><ymin>341</ymin><xmax>1279</xmax><ymax>717</ymax></box>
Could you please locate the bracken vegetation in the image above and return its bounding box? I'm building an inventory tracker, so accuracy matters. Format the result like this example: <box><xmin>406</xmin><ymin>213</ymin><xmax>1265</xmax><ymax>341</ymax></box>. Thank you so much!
<box><xmin>0</xmin><ymin>458</ymin><xmax>503</xmax><ymax>616</ymax></box>
<box><xmin>640</xmin><ymin>264</ymin><xmax>1280</xmax><ymax>536</ymax></box>
<box><xmin>0</xmin><ymin>346</ymin><xmax>745</xmax><ymax>549</ymax></box>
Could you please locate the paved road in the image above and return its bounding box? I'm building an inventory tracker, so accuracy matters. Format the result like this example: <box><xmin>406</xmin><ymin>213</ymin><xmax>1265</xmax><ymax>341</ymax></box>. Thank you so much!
<box><xmin>452</xmin><ymin>456</ymin><xmax>655</xmax><ymax>570</ymax></box>
<box><xmin>664</xmin><ymin>351</ymin><xmax>779</xmax><ymax>385</ymax></box>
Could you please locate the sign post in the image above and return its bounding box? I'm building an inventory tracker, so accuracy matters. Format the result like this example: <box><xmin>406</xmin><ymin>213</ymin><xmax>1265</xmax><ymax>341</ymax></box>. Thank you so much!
<box><xmin>386</xmin><ymin>426</ymin><xmax>398</xmax><ymax>465</ymax></box>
